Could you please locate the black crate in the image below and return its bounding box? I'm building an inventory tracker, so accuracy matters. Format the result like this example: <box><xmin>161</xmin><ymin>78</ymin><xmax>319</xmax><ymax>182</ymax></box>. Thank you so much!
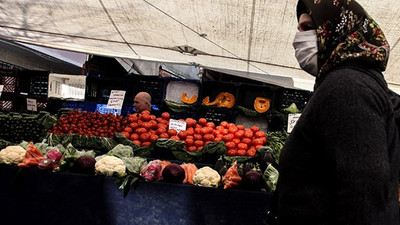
<box><xmin>199</xmin><ymin>80</ymin><xmax>238</xmax><ymax>106</ymax></box>
<box><xmin>198</xmin><ymin>105</ymin><xmax>236</xmax><ymax>125</ymax></box>
<box><xmin>0</xmin><ymin>69</ymin><xmax>18</xmax><ymax>93</ymax></box>
<box><xmin>0</xmin><ymin>92</ymin><xmax>14</xmax><ymax>112</ymax></box>
<box><xmin>275</xmin><ymin>88</ymin><xmax>312</xmax><ymax>111</ymax></box>
<box><xmin>85</xmin><ymin>76</ymin><xmax>126</xmax><ymax>103</ymax></box>
<box><xmin>237</xmin><ymin>83</ymin><xmax>274</xmax><ymax>112</ymax></box>
<box><xmin>128</xmin><ymin>74</ymin><xmax>166</xmax><ymax>105</ymax></box>
<box><xmin>17</xmin><ymin>70</ymin><xmax>49</xmax><ymax>97</ymax></box>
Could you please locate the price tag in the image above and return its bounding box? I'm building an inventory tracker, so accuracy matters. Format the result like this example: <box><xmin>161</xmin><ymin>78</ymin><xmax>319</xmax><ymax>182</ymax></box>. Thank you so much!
<box><xmin>0</xmin><ymin>85</ymin><xmax>3</xmax><ymax>98</ymax></box>
<box><xmin>287</xmin><ymin>113</ymin><xmax>301</xmax><ymax>133</ymax></box>
<box><xmin>26</xmin><ymin>98</ymin><xmax>37</xmax><ymax>112</ymax></box>
<box><xmin>168</xmin><ymin>119</ymin><xmax>187</xmax><ymax>133</ymax></box>
<box><xmin>107</xmin><ymin>90</ymin><xmax>126</xmax><ymax>110</ymax></box>
<box><xmin>48</xmin><ymin>73</ymin><xmax>86</xmax><ymax>100</ymax></box>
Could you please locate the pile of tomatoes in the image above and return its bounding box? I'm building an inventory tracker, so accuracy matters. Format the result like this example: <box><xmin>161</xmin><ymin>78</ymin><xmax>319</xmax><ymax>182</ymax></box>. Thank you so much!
<box><xmin>120</xmin><ymin>110</ymin><xmax>267</xmax><ymax>157</ymax></box>
<box><xmin>48</xmin><ymin>110</ymin><xmax>127</xmax><ymax>138</ymax></box>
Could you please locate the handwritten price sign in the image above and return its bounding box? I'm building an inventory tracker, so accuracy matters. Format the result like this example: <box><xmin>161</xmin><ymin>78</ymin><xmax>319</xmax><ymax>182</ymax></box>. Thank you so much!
<box><xmin>287</xmin><ymin>113</ymin><xmax>301</xmax><ymax>133</ymax></box>
<box><xmin>107</xmin><ymin>90</ymin><xmax>126</xmax><ymax>110</ymax></box>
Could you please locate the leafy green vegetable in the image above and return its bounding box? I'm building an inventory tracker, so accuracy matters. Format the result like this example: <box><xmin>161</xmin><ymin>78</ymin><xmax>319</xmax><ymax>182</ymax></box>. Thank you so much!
<box><xmin>282</xmin><ymin>103</ymin><xmax>300</xmax><ymax>114</ymax></box>
<box><xmin>266</xmin><ymin>131</ymin><xmax>288</xmax><ymax>164</ymax></box>
<box><xmin>263</xmin><ymin>163</ymin><xmax>279</xmax><ymax>192</ymax></box>
<box><xmin>106</xmin><ymin>144</ymin><xmax>134</xmax><ymax>158</ymax></box>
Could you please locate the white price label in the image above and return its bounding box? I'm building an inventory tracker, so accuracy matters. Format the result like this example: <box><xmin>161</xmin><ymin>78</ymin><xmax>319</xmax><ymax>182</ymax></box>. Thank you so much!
<box><xmin>287</xmin><ymin>113</ymin><xmax>301</xmax><ymax>133</ymax></box>
<box><xmin>168</xmin><ymin>119</ymin><xmax>187</xmax><ymax>133</ymax></box>
<box><xmin>26</xmin><ymin>98</ymin><xmax>37</xmax><ymax>111</ymax></box>
<box><xmin>107</xmin><ymin>90</ymin><xmax>126</xmax><ymax>109</ymax></box>
<box><xmin>0</xmin><ymin>85</ymin><xmax>3</xmax><ymax>98</ymax></box>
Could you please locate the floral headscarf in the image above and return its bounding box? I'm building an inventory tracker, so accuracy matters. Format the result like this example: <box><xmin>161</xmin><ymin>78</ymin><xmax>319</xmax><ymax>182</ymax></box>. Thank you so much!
<box><xmin>297</xmin><ymin>0</ymin><xmax>390</xmax><ymax>77</ymax></box>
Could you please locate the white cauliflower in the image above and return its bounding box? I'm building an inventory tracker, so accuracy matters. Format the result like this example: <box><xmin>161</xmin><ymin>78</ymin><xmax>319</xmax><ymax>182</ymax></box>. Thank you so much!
<box><xmin>95</xmin><ymin>155</ymin><xmax>126</xmax><ymax>176</ymax></box>
<box><xmin>193</xmin><ymin>166</ymin><xmax>221</xmax><ymax>188</ymax></box>
<box><xmin>0</xmin><ymin>146</ymin><xmax>26</xmax><ymax>165</ymax></box>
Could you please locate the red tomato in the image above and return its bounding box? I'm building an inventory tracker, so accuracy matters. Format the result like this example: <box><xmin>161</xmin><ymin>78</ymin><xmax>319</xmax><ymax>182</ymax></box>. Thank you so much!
<box><xmin>161</xmin><ymin>112</ymin><xmax>170</xmax><ymax>121</ymax></box>
<box><xmin>205</xmin><ymin>122</ymin><xmax>215</xmax><ymax>128</ymax></box>
<box><xmin>170</xmin><ymin>135</ymin><xmax>180</xmax><ymax>141</ymax></box>
<box><xmin>187</xmin><ymin>146</ymin><xmax>197</xmax><ymax>152</ymax></box>
<box><xmin>121</xmin><ymin>131</ymin><xmax>130</xmax><ymax>138</ymax></box>
<box><xmin>237</xmin><ymin>149</ymin><xmax>247</xmax><ymax>156</ymax></box>
<box><xmin>149</xmin><ymin>134</ymin><xmax>159</xmax><ymax>142</ymax></box>
<box><xmin>129</xmin><ymin>122</ymin><xmax>139</xmax><ymax>130</ymax></box>
<box><xmin>234</xmin><ymin>130</ymin><xmax>244</xmax><ymax>139</ymax></box>
<box><xmin>232</xmin><ymin>138</ymin><xmax>241</xmax><ymax>145</ymax></box>
<box><xmin>149</xmin><ymin>120</ymin><xmax>158</xmax><ymax>129</ymax></box>
<box><xmin>130</xmin><ymin>133</ymin><xmax>139</xmax><ymax>141</ymax></box>
<box><xmin>244</xmin><ymin>130</ymin><xmax>254</xmax><ymax>139</ymax></box>
<box><xmin>124</xmin><ymin>127</ymin><xmax>133</xmax><ymax>133</ymax></box>
<box><xmin>227</xmin><ymin>149</ymin><xmax>237</xmax><ymax>156</ymax></box>
<box><xmin>142</xmin><ymin>141</ymin><xmax>151</xmax><ymax>147</ymax></box>
<box><xmin>228</xmin><ymin>126</ymin><xmax>238</xmax><ymax>134</ymax></box>
<box><xmin>140</xmin><ymin>113</ymin><xmax>151</xmax><ymax>122</ymax></box>
<box><xmin>203</xmin><ymin>133</ymin><xmax>215</xmax><ymax>142</ymax></box>
<box><xmin>194</xmin><ymin>140</ymin><xmax>204</xmax><ymax>148</ymax></box>
<box><xmin>186</xmin><ymin>127</ymin><xmax>195</xmax><ymax>136</ymax></box>
<box><xmin>242</xmin><ymin>138</ymin><xmax>252</xmax><ymax>146</ymax></box>
<box><xmin>185</xmin><ymin>138</ymin><xmax>194</xmax><ymax>147</ymax></box>
<box><xmin>252</xmin><ymin>138</ymin><xmax>264</xmax><ymax>146</ymax></box>
<box><xmin>135</xmin><ymin>127</ymin><xmax>147</xmax><ymax>134</ymax></box>
<box><xmin>159</xmin><ymin>133</ymin><xmax>169</xmax><ymax>138</ymax></box>
<box><xmin>139</xmin><ymin>133</ymin><xmax>150</xmax><ymax>142</ymax></box>
<box><xmin>156</xmin><ymin>127</ymin><xmax>167</xmax><ymax>135</ymax></box>
<box><xmin>194</xmin><ymin>134</ymin><xmax>203</xmax><ymax>140</ymax></box>
<box><xmin>225</xmin><ymin>141</ymin><xmax>236</xmax><ymax>150</ymax></box>
<box><xmin>215</xmin><ymin>125</ymin><xmax>224</xmax><ymax>130</ymax></box>
<box><xmin>132</xmin><ymin>140</ymin><xmax>141</xmax><ymax>146</ymax></box>
<box><xmin>250</xmin><ymin>125</ymin><xmax>260</xmax><ymax>133</ymax></box>
<box><xmin>167</xmin><ymin>129</ymin><xmax>178</xmax><ymax>137</ymax></box>
<box><xmin>220</xmin><ymin>121</ymin><xmax>228</xmax><ymax>128</ymax></box>
<box><xmin>255</xmin><ymin>144</ymin><xmax>264</xmax><ymax>150</ymax></box>
<box><xmin>237</xmin><ymin>143</ymin><xmax>248</xmax><ymax>151</ymax></box>
<box><xmin>141</xmin><ymin>110</ymin><xmax>151</xmax><ymax>115</ymax></box>
<box><xmin>222</xmin><ymin>133</ymin><xmax>234</xmax><ymax>142</ymax></box>
<box><xmin>194</xmin><ymin>127</ymin><xmax>201</xmax><ymax>134</ymax></box>
<box><xmin>185</xmin><ymin>118</ymin><xmax>197</xmax><ymax>128</ymax></box>
<box><xmin>260</xmin><ymin>136</ymin><xmax>267</xmax><ymax>144</ymax></box>
<box><xmin>198</xmin><ymin>118</ymin><xmax>207</xmax><ymax>126</ymax></box>
<box><xmin>255</xmin><ymin>130</ymin><xmax>266</xmax><ymax>138</ymax></box>
<box><xmin>214</xmin><ymin>137</ymin><xmax>222</xmax><ymax>142</ymax></box>
<box><xmin>236</xmin><ymin>124</ymin><xmax>245</xmax><ymax>130</ymax></box>
<box><xmin>247</xmin><ymin>148</ymin><xmax>256</xmax><ymax>157</ymax></box>
<box><xmin>200</xmin><ymin>127</ymin><xmax>209</xmax><ymax>135</ymax></box>
<box><xmin>142</xmin><ymin>122</ymin><xmax>152</xmax><ymax>130</ymax></box>
<box><xmin>178</xmin><ymin>130</ymin><xmax>188</xmax><ymax>140</ymax></box>
<box><xmin>221</xmin><ymin>128</ymin><xmax>229</xmax><ymax>135</ymax></box>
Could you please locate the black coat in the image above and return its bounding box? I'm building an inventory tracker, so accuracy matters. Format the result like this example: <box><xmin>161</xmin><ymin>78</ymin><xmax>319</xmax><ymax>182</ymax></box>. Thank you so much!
<box><xmin>277</xmin><ymin>64</ymin><xmax>400</xmax><ymax>225</ymax></box>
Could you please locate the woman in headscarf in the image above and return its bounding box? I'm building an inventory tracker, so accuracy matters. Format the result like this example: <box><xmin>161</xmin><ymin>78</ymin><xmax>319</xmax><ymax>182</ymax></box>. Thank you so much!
<box><xmin>276</xmin><ymin>0</ymin><xmax>400</xmax><ymax>224</ymax></box>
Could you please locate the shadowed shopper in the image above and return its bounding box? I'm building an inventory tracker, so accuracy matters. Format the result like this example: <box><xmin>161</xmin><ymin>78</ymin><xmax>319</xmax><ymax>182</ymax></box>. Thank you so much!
<box><xmin>276</xmin><ymin>0</ymin><xmax>400</xmax><ymax>225</ymax></box>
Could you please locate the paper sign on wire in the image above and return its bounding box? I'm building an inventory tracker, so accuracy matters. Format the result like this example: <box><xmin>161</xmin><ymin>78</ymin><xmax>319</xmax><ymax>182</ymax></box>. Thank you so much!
<box><xmin>0</xmin><ymin>85</ymin><xmax>3</xmax><ymax>98</ymax></box>
<box><xmin>169</xmin><ymin>119</ymin><xmax>186</xmax><ymax>133</ymax></box>
<box><xmin>287</xmin><ymin>113</ymin><xmax>301</xmax><ymax>133</ymax></box>
<box><xmin>26</xmin><ymin>98</ymin><xmax>37</xmax><ymax>111</ymax></box>
<box><xmin>107</xmin><ymin>90</ymin><xmax>126</xmax><ymax>110</ymax></box>
<box><xmin>48</xmin><ymin>73</ymin><xmax>86</xmax><ymax>100</ymax></box>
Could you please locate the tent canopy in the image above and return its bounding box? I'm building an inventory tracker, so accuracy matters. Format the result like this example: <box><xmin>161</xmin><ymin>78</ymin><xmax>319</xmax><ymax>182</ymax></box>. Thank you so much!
<box><xmin>0</xmin><ymin>0</ymin><xmax>399</xmax><ymax>91</ymax></box>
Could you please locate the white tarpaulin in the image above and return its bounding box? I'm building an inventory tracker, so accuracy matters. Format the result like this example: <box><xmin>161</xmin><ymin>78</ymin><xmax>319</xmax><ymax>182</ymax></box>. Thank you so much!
<box><xmin>0</xmin><ymin>0</ymin><xmax>399</xmax><ymax>91</ymax></box>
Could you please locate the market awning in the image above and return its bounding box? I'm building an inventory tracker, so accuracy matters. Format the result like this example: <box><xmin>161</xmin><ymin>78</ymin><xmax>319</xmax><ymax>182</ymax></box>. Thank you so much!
<box><xmin>0</xmin><ymin>0</ymin><xmax>399</xmax><ymax>91</ymax></box>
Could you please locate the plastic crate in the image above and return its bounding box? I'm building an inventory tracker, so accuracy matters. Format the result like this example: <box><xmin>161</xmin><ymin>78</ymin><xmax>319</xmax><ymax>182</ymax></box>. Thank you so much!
<box><xmin>17</xmin><ymin>70</ymin><xmax>49</xmax><ymax>97</ymax></box>
<box><xmin>275</xmin><ymin>88</ymin><xmax>312</xmax><ymax>111</ymax></box>
<box><xmin>164</xmin><ymin>78</ymin><xmax>200</xmax><ymax>104</ymax></box>
<box><xmin>237</xmin><ymin>83</ymin><xmax>274</xmax><ymax>112</ymax></box>
<box><xmin>128</xmin><ymin>74</ymin><xmax>166</xmax><ymax>105</ymax></box>
<box><xmin>198</xmin><ymin>105</ymin><xmax>235</xmax><ymax>125</ymax></box>
<box><xmin>0</xmin><ymin>69</ymin><xmax>18</xmax><ymax>93</ymax></box>
<box><xmin>0</xmin><ymin>92</ymin><xmax>14</xmax><ymax>112</ymax></box>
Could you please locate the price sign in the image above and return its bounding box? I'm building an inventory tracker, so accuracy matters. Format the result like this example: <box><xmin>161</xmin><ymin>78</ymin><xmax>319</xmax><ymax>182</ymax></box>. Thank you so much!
<box><xmin>168</xmin><ymin>119</ymin><xmax>187</xmax><ymax>133</ymax></box>
<box><xmin>0</xmin><ymin>85</ymin><xmax>3</xmax><ymax>98</ymax></box>
<box><xmin>287</xmin><ymin>113</ymin><xmax>301</xmax><ymax>133</ymax></box>
<box><xmin>107</xmin><ymin>90</ymin><xmax>126</xmax><ymax>109</ymax></box>
<box><xmin>26</xmin><ymin>98</ymin><xmax>37</xmax><ymax>112</ymax></box>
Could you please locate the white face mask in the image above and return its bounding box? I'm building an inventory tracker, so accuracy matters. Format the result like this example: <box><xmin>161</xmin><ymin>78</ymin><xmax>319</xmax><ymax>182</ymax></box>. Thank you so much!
<box><xmin>293</xmin><ymin>30</ymin><xmax>318</xmax><ymax>76</ymax></box>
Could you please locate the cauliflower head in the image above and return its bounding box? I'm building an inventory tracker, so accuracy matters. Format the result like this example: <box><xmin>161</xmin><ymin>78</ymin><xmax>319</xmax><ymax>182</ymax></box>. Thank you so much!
<box><xmin>0</xmin><ymin>146</ymin><xmax>26</xmax><ymax>165</ymax></box>
<box><xmin>95</xmin><ymin>155</ymin><xmax>126</xmax><ymax>176</ymax></box>
<box><xmin>193</xmin><ymin>166</ymin><xmax>221</xmax><ymax>187</ymax></box>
